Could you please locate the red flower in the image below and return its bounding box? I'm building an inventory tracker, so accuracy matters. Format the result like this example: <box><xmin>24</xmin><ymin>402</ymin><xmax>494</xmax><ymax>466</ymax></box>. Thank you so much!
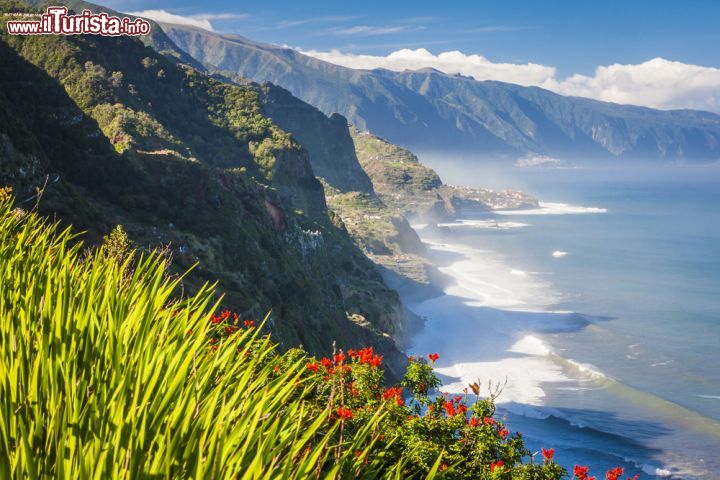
<box><xmin>383</xmin><ymin>386</ymin><xmax>404</xmax><ymax>406</ymax></box>
<box><xmin>483</xmin><ymin>417</ymin><xmax>496</xmax><ymax>425</ymax></box>
<box><xmin>210</xmin><ymin>314</ymin><xmax>221</xmax><ymax>324</ymax></box>
<box><xmin>440</xmin><ymin>463</ymin><xmax>448</xmax><ymax>471</ymax></box>
<box><xmin>427</xmin><ymin>353</ymin><xmax>440</xmax><ymax>363</ymax></box>
<box><xmin>355</xmin><ymin>347</ymin><xmax>381</xmax><ymax>366</ymax></box>
<box><xmin>574</xmin><ymin>465</ymin><xmax>590</xmax><ymax>480</ymax></box>
<box><xmin>334</xmin><ymin>353</ymin><xmax>346</xmax><ymax>365</ymax></box>
<box><xmin>336</xmin><ymin>407</ymin><xmax>353</xmax><ymax>420</ymax></box>
<box><xmin>220</xmin><ymin>310</ymin><xmax>231</xmax><ymax>319</ymax></box>
<box><xmin>457</xmin><ymin>404</ymin><xmax>467</xmax><ymax>415</ymax></box>
<box><xmin>541</xmin><ymin>448</ymin><xmax>554</xmax><ymax>462</ymax></box>
<box><xmin>347</xmin><ymin>348</ymin><xmax>357</xmax><ymax>358</ymax></box>
<box><xmin>497</xmin><ymin>428</ymin><xmax>509</xmax><ymax>440</ymax></box>
<box><xmin>243</xmin><ymin>319</ymin><xmax>255</xmax><ymax>328</ymax></box>
<box><xmin>605</xmin><ymin>467</ymin><xmax>624</xmax><ymax>480</ymax></box>
<box><xmin>353</xmin><ymin>347</ymin><xmax>383</xmax><ymax>367</ymax></box>
<box><xmin>444</xmin><ymin>400</ymin><xmax>457</xmax><ymax>417</ymax></box>
<box><xmin>469</xmin><ymin>417</ymin><xmax>480</xmax><ymax>427</ymax></box>
<box><xmin>307</xmin><ymin>362</ymin><xmax>319</xmax><ymax>372</ymax></box>
<box><xmin>490</xmin><ymin>460</ymin><xmax>505</xmax><ymax>473</ymax></box>
<box><xmin>320</xmin><ymin>357</ymin><xmax>333</xmax><ymax>369</ymax></box>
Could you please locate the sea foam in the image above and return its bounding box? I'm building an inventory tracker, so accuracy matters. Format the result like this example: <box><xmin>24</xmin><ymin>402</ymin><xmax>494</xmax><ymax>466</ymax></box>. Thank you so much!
<box><xmin>496</xmin><ymin>202</ymin><xmax>607</xmax><ymax>216</ymax></box>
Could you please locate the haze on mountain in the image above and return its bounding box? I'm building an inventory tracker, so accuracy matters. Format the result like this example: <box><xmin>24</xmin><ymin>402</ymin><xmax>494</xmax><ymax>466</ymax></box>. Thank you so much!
<box><xmin>159</xmin><ymin>23</ymin><xmax>720</xmax><ymax>165</ymax></box>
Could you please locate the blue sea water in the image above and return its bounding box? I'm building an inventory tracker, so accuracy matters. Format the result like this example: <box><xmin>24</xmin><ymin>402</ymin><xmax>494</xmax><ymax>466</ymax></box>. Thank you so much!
<box><xmin>406</xmin><ymin>165</ymin><xmax>720</xmax><ymax>479</ymax></box>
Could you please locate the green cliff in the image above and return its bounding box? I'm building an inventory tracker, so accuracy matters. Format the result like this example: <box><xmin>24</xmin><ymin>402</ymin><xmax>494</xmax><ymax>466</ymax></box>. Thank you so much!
<box><xmin>0</xmin><ymin>5</ymin><xmax>408</xmax><ymax>377</ymax></box>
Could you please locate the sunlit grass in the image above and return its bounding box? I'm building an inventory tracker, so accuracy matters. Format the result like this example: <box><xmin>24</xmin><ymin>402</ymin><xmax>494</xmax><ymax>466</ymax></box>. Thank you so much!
<box><xmin>0</xmin><ymin>196</ymin><xmax>398</xmax><ymax>478</ymax></box>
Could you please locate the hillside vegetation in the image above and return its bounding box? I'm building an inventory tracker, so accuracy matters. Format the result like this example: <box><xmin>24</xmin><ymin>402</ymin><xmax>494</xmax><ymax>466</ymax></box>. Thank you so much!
<box><xmin>0</xmin><ymin>4</ymin><xmax>408</xmax><ymax>375</ymax></box>
<box><xmin>350</xmin><ymin>128</ymin><xmax>538</xmax><ymax>222</ymax></box>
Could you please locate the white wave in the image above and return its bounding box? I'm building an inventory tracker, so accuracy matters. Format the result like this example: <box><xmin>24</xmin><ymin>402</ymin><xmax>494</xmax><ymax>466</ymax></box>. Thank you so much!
<box><xmin>432</xmin><ymin>355</ymin><xmax>569</xmax><ymax>406</ymax></box>
<box><xmin>697</xmin><ymin>394</ymin><xmax>720</xmax><ymax>400</ymax></box>
<box><xmin>623</xmin><ymin>456</ymin><xmax>693</xmax><ymax>479</ymax></box>
<box><xmin>509</xmin><ymin>335</ymin><xmax>551</xmax><ymax>356</ymax></box>
<box><xmin>641</xmin><ymin>464</ymin><xmax>673</xmax><ymax>477</ymax></box>
<box><xmin>552</xmin><ymin>250</ymin><xmax>568</xmax><ymax>258</ymax></box>
<box><xmin>551</xmin><ymin>355</ymin><xmax>608</xmax><ymax>380</ymax></box>
<box><xmin>424</xmin><ymin>241</ymin><xmax>562</xmax><ymax>311</ymax></box>
<box><xmin>437</xmin><ymin>219</ymin><xmax>530</xmax><ymax>229</ymax></box>
<box><xmin>651</xmin><ymin>360</ymin><xmax>674</xmax><ymax>367</ymax></box>
<box><xmin>496</xmin><ymin>202</ymin><xmax>608</xmax><ymax>216</ymax></box>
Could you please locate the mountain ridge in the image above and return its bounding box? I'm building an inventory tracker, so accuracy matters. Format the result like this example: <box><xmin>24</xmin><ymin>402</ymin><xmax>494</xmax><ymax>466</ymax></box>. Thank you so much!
<box><xmin>160</xmin><ymin>22</ymin><xmax>720</xmax><ymax>164</ymax></box>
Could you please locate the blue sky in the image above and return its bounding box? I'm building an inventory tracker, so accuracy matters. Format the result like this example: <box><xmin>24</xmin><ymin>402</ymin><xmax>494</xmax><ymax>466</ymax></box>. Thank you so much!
<box><xmin>100</xmin><ymin>0</ymin><xmax>719</xmax><ymax>76</ymax></box>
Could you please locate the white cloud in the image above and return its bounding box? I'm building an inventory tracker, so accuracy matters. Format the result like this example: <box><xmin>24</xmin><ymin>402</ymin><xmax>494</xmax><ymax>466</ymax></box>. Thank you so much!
<box><xmin>300</xmin><ymin>48</ymin><xmax>720</xmax><ymax>113</ymax></box>
<box><xmin>547</xmin><ymin>58</ymin><xmax>720</xmax><ymax>112</ymax></box>
<box><xmin>125</xmin><ymin>10</ymin><xmax>247</xmax><ymax>32</ymax></box>
<box><xmin>301</xmin><ymin>48</ymin><xmax>556</xmax><ymax>86</ymax></box>
<box><xmin>320</xmin><ymin>25</ymin><xmax>424</xmax><ymax>37</ymax></box>
<box><xmin>276</xmin><ymin>16</ymin><xmax>359</xmax><ymax>28</ymax></box>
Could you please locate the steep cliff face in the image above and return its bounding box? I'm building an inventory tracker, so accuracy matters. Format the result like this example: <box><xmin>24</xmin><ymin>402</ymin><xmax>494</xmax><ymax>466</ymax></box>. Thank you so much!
<box><xmin>0</xmin><ymin>11</ymin><xmax>408</xmax><ymax>378</ymax></box>
<box><xmin>350</xmin><ymin>128</ymin><xmax>538</xmax><ymax>222</ymax></box>
<box><xmin>350</xmin><ymin>128</ymin><xmax>450</xmax><ymax>221</ymax></box>
<box><xmin>257</xmin><ymin>82</ymin><xmax>375</xmax><ymax>194</ymax></box>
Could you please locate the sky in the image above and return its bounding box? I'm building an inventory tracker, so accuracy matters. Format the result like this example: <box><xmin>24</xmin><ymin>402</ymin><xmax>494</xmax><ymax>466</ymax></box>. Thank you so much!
<box><xmin>98</xmin><ymin>0</ymin><xmax>720</xmax><ymax>112</ymax></box>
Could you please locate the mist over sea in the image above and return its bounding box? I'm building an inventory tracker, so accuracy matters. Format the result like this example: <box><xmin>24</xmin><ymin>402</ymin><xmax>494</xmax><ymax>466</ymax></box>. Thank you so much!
<box><xmin>405</xmin><ymin>163</ymin><xmax>720</xmax><ymax>479</ymax></box>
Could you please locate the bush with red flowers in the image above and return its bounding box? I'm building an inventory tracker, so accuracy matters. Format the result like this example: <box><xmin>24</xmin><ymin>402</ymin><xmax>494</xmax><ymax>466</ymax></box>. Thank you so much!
<box><xmin>202</xmin><ymin>307</ymin><xmax>640</xmax><ymax>479</ymax></box>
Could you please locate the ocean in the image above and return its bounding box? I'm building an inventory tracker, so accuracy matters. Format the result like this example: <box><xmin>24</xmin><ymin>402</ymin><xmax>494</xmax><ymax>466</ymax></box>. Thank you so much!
<box><xmin>405</xmin><ymin>164</ymin><xmax>720</xmax><ymax>479</ymax></box>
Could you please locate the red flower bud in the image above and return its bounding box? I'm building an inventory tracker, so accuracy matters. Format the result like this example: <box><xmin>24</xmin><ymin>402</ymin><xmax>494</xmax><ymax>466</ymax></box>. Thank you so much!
<box><xmin>542</xmin><ymin>448</ymin><xmax>554</xmax><ymax>462</ymax></box>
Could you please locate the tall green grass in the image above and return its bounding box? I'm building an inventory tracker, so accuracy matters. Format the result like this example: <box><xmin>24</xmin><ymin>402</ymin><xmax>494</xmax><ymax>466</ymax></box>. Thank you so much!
<box><xmin>0</xmin><ymin>197</ymin><xmax>408</xmax><ymax>479</ymax></box>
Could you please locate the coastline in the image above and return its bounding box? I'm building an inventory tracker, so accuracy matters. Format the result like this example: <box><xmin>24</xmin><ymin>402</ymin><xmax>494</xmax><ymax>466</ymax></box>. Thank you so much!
<box><xmin>397</xmin><ymin>201</ymin><xmax>720</xmax><ymax>480</ymax></box>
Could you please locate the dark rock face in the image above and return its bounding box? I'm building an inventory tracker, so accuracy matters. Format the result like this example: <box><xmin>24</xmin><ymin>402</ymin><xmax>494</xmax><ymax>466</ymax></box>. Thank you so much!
<box><xmin>257</xmin><ymin>82</ymin><xmax>374</xmax><ymax>193</ymax></box>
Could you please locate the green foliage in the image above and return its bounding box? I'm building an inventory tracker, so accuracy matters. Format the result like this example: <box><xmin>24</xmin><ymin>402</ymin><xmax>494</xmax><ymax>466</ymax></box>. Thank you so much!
<box><xmin>102</xmin><ymin>224</ymin><xmax>132</xmax><ymax>260</ymax></box>
<box><xmin>349</xmin><ymin>127</ymin><xmax>447</xmax><ymax>219</ymax></box>
<box><xmin>0</xmin><ymin>196</ymin><xmax>565</xmax><ymax>479</ymax></box>
<box><xmin>402</xmin><ymin>357</ymin><xmax>443</xmax><ymax>414</ymax></box>
<box><xmin>0</xmin><ymin>196</ymin><xmax>381</xmax><ymax>478</ymax></box>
